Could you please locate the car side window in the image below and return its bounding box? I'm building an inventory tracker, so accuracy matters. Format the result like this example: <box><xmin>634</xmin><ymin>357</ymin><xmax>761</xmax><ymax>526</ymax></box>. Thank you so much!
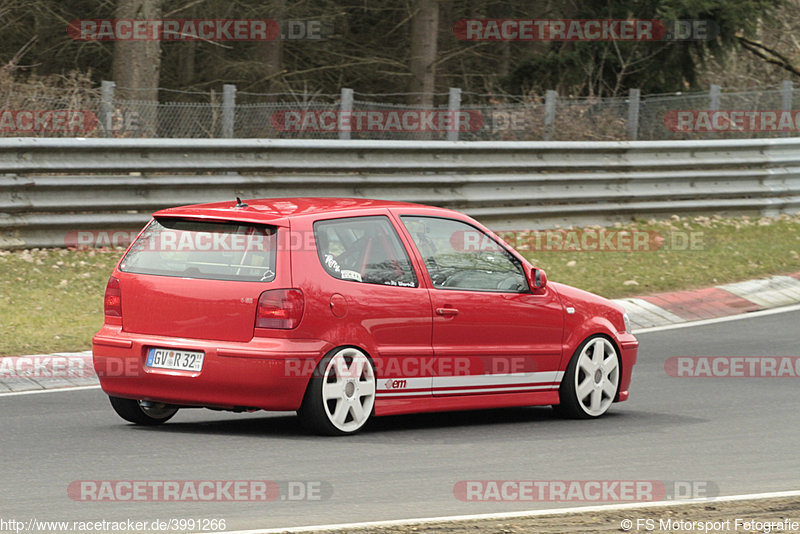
<box><xmin>401</xmin><ymin>216</ymin><xmax>528</xmax><ymax>293</ymax></box>
<box><xmin>314</xmin><ymin>216</ymin><xmax>418</xmax><ymax>288</ymax></box>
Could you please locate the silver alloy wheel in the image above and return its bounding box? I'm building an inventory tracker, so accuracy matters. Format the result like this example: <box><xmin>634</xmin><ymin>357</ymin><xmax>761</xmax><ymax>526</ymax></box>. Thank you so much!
<box><xmin>573</xmin><ymin>337</ymin><xmax>620</xmax><ymax>417</ymax></box>
<box><xmin>138</xmin><ymin>401</ymin><xmax>179</xmax><ymax>420</ymax></box>
<box><xmin>321</xmin><ymin>347</ymin><xmax>376</xmax><ymax>433</ymax></box>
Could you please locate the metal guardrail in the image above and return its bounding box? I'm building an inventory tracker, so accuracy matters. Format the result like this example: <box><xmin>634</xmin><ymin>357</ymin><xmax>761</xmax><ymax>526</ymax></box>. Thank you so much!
<box><xmin>2</xmin><ymin>138</ymin><xmax>800</xmax><ymax>248</ymax></box>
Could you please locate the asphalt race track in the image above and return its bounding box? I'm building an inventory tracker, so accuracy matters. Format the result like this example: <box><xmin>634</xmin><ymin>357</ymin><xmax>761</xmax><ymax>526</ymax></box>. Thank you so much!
<box><xmin>2</xmin><ymin>309</ymin><xmax>799</xmax><ymax>531</ymax></box>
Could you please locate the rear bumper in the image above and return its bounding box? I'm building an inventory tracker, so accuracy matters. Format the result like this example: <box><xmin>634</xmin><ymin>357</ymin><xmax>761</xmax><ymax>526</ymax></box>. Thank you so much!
<box><xmin>616</xmin><ymin>334</ymin><xmax>639</xmax><ymax>402</ymax></box>
<box><xmin>92</xmin><ymin>326</ymin><xmax>333</xmax><ymax>411</ymax></box>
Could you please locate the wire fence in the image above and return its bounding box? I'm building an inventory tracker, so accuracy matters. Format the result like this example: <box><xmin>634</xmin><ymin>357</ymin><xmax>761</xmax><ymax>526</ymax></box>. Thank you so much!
<box><xmin>1</xmin><ymin>80</ymin><xmax>798</xmax><ymax>141</ymax></box>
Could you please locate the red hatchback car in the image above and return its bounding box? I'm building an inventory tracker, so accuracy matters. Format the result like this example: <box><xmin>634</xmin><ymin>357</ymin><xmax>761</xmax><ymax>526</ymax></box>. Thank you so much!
<box><xmin>93</xmin><ymin>198</ymin><xmax>638</xmax><ymax>435</ymax></box>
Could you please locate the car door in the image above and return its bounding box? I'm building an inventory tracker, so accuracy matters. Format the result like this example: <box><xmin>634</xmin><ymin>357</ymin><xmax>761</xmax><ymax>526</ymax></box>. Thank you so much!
<box><xmin>311</xmin><ymin>214</ymin><xmax>434</xmax><ymax>401</ymax></box>
<box><xmin>399</xmin><ymin>215</ymin><xmax>564</xmax><ymax>397</ymax></box>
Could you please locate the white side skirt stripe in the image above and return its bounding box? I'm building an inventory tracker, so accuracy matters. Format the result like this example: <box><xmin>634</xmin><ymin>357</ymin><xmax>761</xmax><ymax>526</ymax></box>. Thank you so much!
<box><xmin>376</xmin><ymin>371</ymin><xmax>564</xmax><ymax>396</ymax></box>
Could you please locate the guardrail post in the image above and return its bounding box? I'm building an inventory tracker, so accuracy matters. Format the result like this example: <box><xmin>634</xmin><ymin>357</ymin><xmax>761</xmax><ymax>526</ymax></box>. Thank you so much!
<box><xmin>100</xmin><ymin>80</ymin><xmax>115</xmax><ymax>138</ymax></box>
<box><xmin>222</xmin><ymin>84</ymin><xmax>237</xmax><ymax>138</ymax></box>
<box><xmin>627</xmin><ymin>88</ymin><xmax>641</xmax><ymax>140</ymax></box>
<box><xmin>709</xmin><ymin>84</ymin><xmax>721</xmax><ymax>111</ymax></box>
<box><xmin>339</xmin><ymin>88</ymin><xmax>354</xmax><ymax>140</ymax></box>
<box><xmin>781</xmin><ymin>80</ymin><xmax>793</xmax><ymax>109</ymax></box>
<box><xmin>544</xmin><ymin>90</ymin><xmax>558</xmax><ymax>141</ymax></box>
<box><xmin>447</xmin><ymin>87</ymin><xmax>462</xmax><ymax>141</ymax></box>
<box><xmin>708</xmin><ymin>84</ymin><xmax>721</xmax><ymax>138</ymax></box>
<box><xmin>781</xmin><ymin>80</ymin><xmax>793</xmax><ymax>138</ymax></box>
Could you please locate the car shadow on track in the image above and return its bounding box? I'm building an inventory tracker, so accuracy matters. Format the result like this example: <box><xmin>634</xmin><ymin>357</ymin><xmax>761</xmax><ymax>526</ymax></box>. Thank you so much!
<box><xmin>119</xmin><ymin>405</ymin><xmax>705</xmax><ymax>442</ymax></box>
<box><xmin>361</xmin><ymin>406</ymin><xmax>705</xmax><ymax>441</ymax></box>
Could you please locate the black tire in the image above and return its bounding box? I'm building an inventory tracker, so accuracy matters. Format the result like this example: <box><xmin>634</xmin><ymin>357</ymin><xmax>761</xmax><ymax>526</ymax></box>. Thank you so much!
<box><xmin>297</xmin><ymin>347</ymin><xmax>376</xmax><ymax>436</ymax></box>
<box><xmin>554</xmin><ymin>335</ymin><xmax>621</xmax><ymax>419</ymax></box>
<box><xmin>109</xmin><ymin>396</ymin><xmax>179</xmax><ymax>425</ymax></box>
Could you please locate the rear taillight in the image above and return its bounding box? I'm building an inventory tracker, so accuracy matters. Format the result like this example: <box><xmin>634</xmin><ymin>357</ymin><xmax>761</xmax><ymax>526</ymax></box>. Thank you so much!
<box><xmin>104</xmin><ymin>276</ymin><xmax>122</xmax><ymax>317</ymax></box>
<box><xmin>256</xmin><ymin>289</ymin><xmax>304</xmax><ymax>329</ymax></box>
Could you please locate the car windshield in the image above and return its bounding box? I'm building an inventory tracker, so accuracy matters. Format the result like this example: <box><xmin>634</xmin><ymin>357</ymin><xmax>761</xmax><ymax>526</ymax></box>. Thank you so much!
<box><xmin>118</xmin><ymin>218</ymin><xmax>277</xmax><ymax>282</ymax></box>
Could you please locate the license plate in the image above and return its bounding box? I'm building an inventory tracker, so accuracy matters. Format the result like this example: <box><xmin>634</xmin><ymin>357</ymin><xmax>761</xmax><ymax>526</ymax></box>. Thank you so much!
<box><xmin>146</xmin><ymin>348</ymin><xmax>204</xmax><ymax>372</ymax></box>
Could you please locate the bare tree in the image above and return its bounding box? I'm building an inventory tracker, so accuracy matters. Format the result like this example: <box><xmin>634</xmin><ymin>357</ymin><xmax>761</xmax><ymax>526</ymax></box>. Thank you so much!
<box><xmin>257</xmin><ymin>0</ymin><xmax>285</xmax><ymax>95</ymax></box>
<box><xmin>111</xmin><ymin>0</ymin><xmax>163</xmax><ymax>136</ymax></box>
<box><xmin>112</xmin><ymin>0</ymin><xmax>162</xmax><ymax>115</ymax></box>
<box><xmin>407</xmin><ymin>0</ymin><xmax>439</xmax><ymax>107</ymax></box>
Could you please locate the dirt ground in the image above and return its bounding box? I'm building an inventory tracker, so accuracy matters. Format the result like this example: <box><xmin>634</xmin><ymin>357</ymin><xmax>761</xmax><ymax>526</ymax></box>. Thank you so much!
<box><xmin>310</xmin><ymin>497</ymin><xmax>800</xmax><ymax>533</ymax></box>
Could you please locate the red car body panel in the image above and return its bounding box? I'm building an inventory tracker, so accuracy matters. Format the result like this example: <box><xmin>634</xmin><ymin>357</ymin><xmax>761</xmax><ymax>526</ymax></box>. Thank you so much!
<box><xmin>550</xmin><ymin>282</ymin><xmax>638</xmax><ymax>402</ymax></box>
<box><xmin>93</xmin><ymin>198</ymin><xmax>638</xmax><ymax>418</ymax></box>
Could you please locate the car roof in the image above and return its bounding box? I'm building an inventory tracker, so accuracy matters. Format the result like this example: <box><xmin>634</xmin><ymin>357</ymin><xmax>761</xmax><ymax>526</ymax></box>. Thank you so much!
<box><xmin>152</xmin><ymin>197</ymin><xmax>437</xmax><ymax>225</ymax></box>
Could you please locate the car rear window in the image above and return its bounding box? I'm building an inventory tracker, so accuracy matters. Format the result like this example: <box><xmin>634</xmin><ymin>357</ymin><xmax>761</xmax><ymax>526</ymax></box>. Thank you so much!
<box><xmin>119</xmin><ymin>218</ymin><xmax>277</xmax><ymax>282</ymax></box>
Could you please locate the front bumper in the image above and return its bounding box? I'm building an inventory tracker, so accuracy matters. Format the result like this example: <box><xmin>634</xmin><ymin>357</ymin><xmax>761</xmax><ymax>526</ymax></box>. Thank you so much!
<box><xmin>617</xmin><ymin>333</ymin><xmax>639</xmax><ymax>402</ymax></box>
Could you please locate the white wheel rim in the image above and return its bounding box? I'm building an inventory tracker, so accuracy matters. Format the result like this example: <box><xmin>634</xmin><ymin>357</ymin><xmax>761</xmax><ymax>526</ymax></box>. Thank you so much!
<box><xmin>321</xmin><ymin>348</ymin><xmax>376</xmax><ymax>432</ymax></box>
<box><xmin>574</xmin><ymin>338</ymin><xmax>619</xmax><ymax>417</ymax></box>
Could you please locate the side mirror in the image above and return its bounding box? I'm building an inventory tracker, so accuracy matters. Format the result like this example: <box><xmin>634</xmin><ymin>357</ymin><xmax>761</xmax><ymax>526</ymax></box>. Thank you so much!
<box><xmin>527</xmin><ymin>266</ymin><xmax>548</xmax><ymax>290</ymax></box>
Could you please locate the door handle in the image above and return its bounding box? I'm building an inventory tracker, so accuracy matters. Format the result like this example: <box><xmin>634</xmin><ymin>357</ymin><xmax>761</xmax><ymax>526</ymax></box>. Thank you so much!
<box><xmin>436</xmin><ymin>307</ymin><xmax>459</xmax><ymax>317</ymax></box>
